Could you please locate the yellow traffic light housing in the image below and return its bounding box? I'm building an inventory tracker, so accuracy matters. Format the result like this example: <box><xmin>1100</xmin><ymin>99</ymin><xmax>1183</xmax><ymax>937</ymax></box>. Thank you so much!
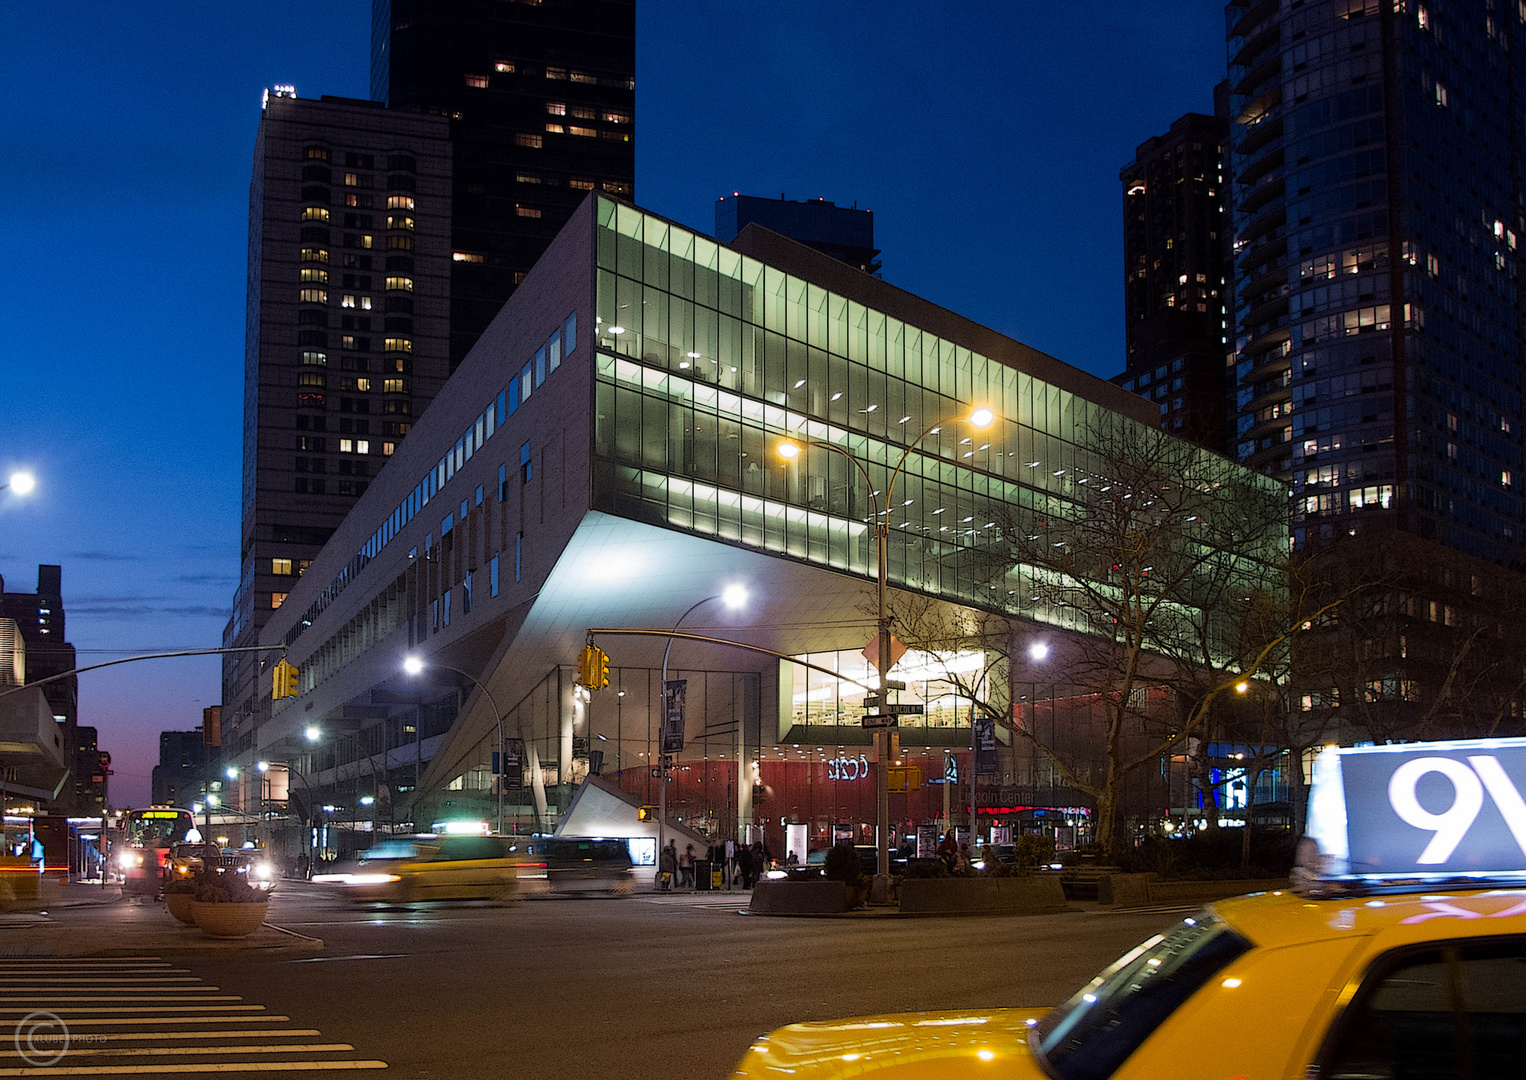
<box><xmin>595</xmin><ymin>648</ymin><xmax>610</xmax><ymax>690</ymax></box>
<box><xmin>637</xmin><ymin>805</ymin><xmax>656</xmax><ymax>822</ymax></box>
<box><xmin>576</xmin><ymin>644</ymin><xmax>611</xmax><ymax>690</ymax></box>
<box><xmin>271</xmin><ymin>659</ymin><xmax>299</xmax><ymax>700</ymax></box>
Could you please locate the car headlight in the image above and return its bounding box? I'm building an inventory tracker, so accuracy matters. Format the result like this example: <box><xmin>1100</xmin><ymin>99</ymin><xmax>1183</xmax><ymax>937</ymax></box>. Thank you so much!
<box><xmin>252</xmin><ymin>862</ymin><xmax>273</xmax><ymax>879</ymax></box>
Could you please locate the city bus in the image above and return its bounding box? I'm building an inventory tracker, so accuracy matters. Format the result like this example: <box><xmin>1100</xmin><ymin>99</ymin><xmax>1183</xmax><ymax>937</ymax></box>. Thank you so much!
<box><xmin>116</xmin><ymin>807</ymin><xmax>196</xmax><ymax>895</ymax></box>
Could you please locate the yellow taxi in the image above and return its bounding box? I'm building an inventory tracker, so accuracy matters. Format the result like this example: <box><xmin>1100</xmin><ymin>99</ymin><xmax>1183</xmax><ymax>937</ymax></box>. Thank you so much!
<box><xmin>320</xmin><ymin>834</ymin><xmax>517</xmax><ymax>903</ymax></box>
<box><xmin>731</xmin><ymin>737</ymin><xmax>1526</xmax><ymax>1079</ymax></box>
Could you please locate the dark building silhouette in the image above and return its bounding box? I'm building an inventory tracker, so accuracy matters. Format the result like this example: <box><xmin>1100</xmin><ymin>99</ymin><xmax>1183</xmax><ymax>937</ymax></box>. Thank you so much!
<box><xmin>1226</xmin><ymin>0</ymin><xmax>1526</xmax><ymax>561</ymax></box>
<box><xmin>1112</xmin><ymin>99</ymin><xmax>1231</xmax><ymax>452</ymax></box>
<box><xmin>374</xmin><ymin>0</ymin><xmax>636</xmax><ymax>367</ymax></box>
<box><xmin>151</xmin><ymin>728</ymin><xmax>216</xmax><ymax>809</ymax></box>
<box><xmin>0</xmin><ymin>565</ymin><xmax>87</xmax><ymax>812</ymax></box>
<box><xmin>73</xmin><ymin>726</ymin><xmax>110</xmax><ymax>815</ymax></box>
<box><xmin>715</xmin><ymin>194</ymin><xmax>880</xmax><ymax>276</ymax></box>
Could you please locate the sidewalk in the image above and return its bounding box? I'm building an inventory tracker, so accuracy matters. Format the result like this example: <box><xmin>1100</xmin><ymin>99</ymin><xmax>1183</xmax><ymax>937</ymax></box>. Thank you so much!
<box><xmin>1</xmin><ymin>884</ymin><xmax>323</xmax><ymax>958</ymax></box>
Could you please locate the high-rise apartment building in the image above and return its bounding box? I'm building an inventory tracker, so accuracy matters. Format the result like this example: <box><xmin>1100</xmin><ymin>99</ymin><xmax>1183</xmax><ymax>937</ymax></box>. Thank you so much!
<box><xmin>223</xmin><ymin>94</ymin><xmax>453</xmax><ymax>747</ymax></box>
<box><xmin>1227</xmin><ymin>0</ymin><xmax>1525</xmax><ymax>560</ymax></box>
<box><xmin>1113</xmin><ymin>103</ymin><xmax>1232</xmax><ymax>451</ymax></box>
<box><xmin>227</xmin><ymin>4</ymin><xmax>637</xmax><ymax>740</ymax></box>
<box><xmin>373</xmin><ymin>0</ymin><xmax>637</xmax><ymax>366</ymax></box>
<box><xmin>714</xmin><ymin>194</ymin><xmax>881</xmax><ymax>276</ymax></box>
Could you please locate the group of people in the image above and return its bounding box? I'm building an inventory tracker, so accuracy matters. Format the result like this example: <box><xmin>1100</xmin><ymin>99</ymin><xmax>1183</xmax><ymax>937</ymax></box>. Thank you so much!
<box><xmin>657</xmin><ymin>838</ymin><xmax>773</xmax><ymax>891</ymax></box>
<box><xmin>936</xmin><ymin>830</ymin><xmax>974</xmax><ymax>876</ymax></box>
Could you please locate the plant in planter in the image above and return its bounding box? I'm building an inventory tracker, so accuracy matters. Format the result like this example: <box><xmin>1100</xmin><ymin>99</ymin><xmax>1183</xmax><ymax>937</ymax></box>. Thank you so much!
<box><xmin>162</xmin><ymin>876</ymin><xmax>199</xmax><ymax>925</ymax></box>
<box><xmin>823</xmin><ymin>842</ymin><xmax>869</xmax><ymax>908</ymax></box>
<box><xmin>189</xmin><ymin>868</ymin><xmax>270</xmax><ymax>939</ymax></box>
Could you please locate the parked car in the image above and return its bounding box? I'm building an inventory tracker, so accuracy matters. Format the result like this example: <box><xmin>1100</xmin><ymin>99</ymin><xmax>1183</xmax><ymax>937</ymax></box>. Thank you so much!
<box><xmin>323</xmin><ymin>835</ymin><xmax>516</xmax><ymax>903</ymax></box>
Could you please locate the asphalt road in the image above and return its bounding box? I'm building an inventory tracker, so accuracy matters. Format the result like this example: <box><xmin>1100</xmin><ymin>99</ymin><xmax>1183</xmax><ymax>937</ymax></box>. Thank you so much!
<box><xmin>147</xmin><ymin>885</ymin><xmax>1183</xmax><ymax>1080</ymax></box>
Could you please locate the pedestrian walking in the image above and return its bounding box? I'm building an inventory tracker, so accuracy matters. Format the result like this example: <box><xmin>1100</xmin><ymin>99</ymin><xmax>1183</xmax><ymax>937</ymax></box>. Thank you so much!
<box><xmin>659</xmin><ymin>840</ymin><xmax>677</xmax><ymax>891</ymax></box>
<box><xmin>679</xmin><ymin>844</ymin><xmax>695</xmax><ymax>888</ymax></box>
<box><xmin>738</xmin><ymin>842</ymin><xmax>755</xmax><ymax>889</ymax></box>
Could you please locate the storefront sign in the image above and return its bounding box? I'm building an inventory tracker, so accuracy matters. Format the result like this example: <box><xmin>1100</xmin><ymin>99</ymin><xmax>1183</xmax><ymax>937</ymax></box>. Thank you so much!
<box><xmin>826</xmin><ymin>754</ymin><xmax>871</xmax><ymax>781</ymax></box>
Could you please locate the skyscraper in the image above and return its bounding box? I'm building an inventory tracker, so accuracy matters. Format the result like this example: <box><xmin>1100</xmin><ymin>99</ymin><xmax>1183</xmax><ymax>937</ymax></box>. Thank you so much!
<box><xmin>224</xmin><ymin>94</ymin><xmax>453</xmax><ymax>747</ymax></box>
<box><xmin>1113</xmin><ymin>103</ymin><xmax>1232</xmax><ymax>452</ymax></box>
<box><xmin>1226</xmin><ymin>0</ymin><xmax>1524</xmax><ymax>561</ymax></box>
<box><xmin>0</xmin><ymin>565</ymin><xmax>83</xmax><ymax>811</ymax></box>
<box><xmin>373</xmin><ymin>0</ymin><xmax>636</xmax><ymax>366</ymax></box>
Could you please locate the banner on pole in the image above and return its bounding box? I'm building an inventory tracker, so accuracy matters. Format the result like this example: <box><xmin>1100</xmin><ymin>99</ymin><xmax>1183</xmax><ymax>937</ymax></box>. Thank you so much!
<box><xmin>661</xmin><ymin>680</ymin><xmax>687</xmax><ymax>754</ymax></box>
<box><xmin>499</xmin><ymin>738</ymin><xmax>526</xmax><ymax>788</ymax></box>
<box><xmin>975</xmin><ymin>715</ymin><xmax>998</xmax><ymax>776</ymax></box>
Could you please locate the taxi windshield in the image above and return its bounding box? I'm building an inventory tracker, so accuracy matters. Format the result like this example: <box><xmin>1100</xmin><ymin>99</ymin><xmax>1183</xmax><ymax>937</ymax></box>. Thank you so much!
<box><xmin>359</xmin><ymin>841</ymin><xmax>426</xmax><ymax>862</ymax></box>
<box><xmin>1033</xmin><ymin>911</ymin><xmax>1251</xmax><ymax>1080</ymax></box>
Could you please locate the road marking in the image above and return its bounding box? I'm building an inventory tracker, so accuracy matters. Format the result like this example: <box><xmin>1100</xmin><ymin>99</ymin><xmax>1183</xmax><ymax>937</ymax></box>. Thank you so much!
<box><xmin>0</xmin><ymin>959</ymin><xmax>389</xmax><ymax>1072</ymax></box>
<box><xmin>286</xmin><ymin>954</ymin><xmax>406</xmax><ymax>964</ymax></box>
<box><xmin>1</xmin><ymin>1043</ymin><xmax>355</xmax><ymax>1058</ymax></box>
<box><xmin>0</xmin><ymin>1063</ymin><xmax>388</xmax><ymax>1075</ymax></box>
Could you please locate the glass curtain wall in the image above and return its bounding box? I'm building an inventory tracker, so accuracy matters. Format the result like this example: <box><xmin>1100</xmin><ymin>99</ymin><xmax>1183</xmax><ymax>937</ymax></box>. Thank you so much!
<box><xmin>589</xmin><ymin>198</ymin><xmax>1280</xmax><ymax>647</ymax></box>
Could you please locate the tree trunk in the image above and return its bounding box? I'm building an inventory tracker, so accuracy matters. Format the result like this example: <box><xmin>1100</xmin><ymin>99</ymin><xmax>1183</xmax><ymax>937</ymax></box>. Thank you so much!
<box><xmin>1240</xmin><ymin>765</ymin><xmax>1263</xmax><ymax>871</ymax></box>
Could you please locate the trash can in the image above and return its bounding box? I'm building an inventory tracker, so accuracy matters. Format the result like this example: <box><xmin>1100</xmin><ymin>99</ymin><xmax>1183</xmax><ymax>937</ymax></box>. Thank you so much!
<box><xmin>695</xmin><ymin>859</ymin><xmax>712</xmax><ymax>891</ymax></box>
<box><xmin>711</xmin><ymin>864</ymin><xmax>725</xmax><ymax>890</ymax></box>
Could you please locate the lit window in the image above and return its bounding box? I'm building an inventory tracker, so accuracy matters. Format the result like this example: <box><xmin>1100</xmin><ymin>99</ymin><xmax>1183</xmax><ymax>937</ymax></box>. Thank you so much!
<box><xmin>603</xmin><ymin>181</ymin><xmax>631</xmax><ymax>196</ymax></box>
<box><xmin>360</xmin><ymin>296</ymin><xmax>372</xmax><ymax>310</ymax></box>
<box><xmin>516</xmin><ymin>205</ymin><xmax>543</xmax><ymax>218</ymax></box>
<box><xmin>516</xmin><ymin>133</ymin><xmax>543</xmax><ymax>148</ymax></box>
<box><xmin>386</xmin><ymin>216</ymin><xmax>415</xmax><ymax>231</ymax></box>
<box><xmin>603</xmin><ymin>111</ymin><xmax>631</xmax><ymax>124</ymax></box>
<box><xmin>569</xmin><ymin>178</ymin><xmax>595</xmax><ymax>191</ymax></box>
<box><xmin>356</xmin><ymin>440</ymin><xmax>369</xmax><ymax>454</ymax></box>
<box><xmin>271</xmin><ymin>592</ymin><xmax>288</xmax><ymax>609</ymax></box>
<box><xmin>516</xmin><ymin>173</ymin><xmax>542</xmax><ymax>184</ymax></box>
<box><xmin>568</xmin><ymin>126</ymin><xmax>596</xmax><ymax>138</ymax></box>
<box><xmin>300</xmin><ymin>248</ymin><xmax>329</xmax><ymax>263</ymax></box>
<box><xmin>339</xmin><ymin>438</ymin><xmax>354</xmax><ymax>453</ymax></box>
<box><xmin>383</xmin><ymin>442</ymin><xmax>395</xmax><ymax>456</ymax></box>
<box><xmin>300</xmin><ymin>288</ymin><xmax>327</xmax><ymax>304</ymax></box>
<box><xmin>571</xmin><ymin>106</ymin><xmax>596</xmax><ymax>120</ymax></box>
<box><xmin>300</xmin><ymin>267</ymin><xmax>328</xmax><ymax>283</ymax></box>
<box><xmin>495</xmin><ymin>61</ymin><xmax>514</xmax><ymax>73</ymax></box>
<box><xmin>342</xmin><ymin>294</ymin><xmax>356</xmax><ymax>308</ymax></box>
<box><xmin>344</xmin><ymin>172</ymin><xmax>359</xmax><ymax>186</ymax></box>
<box><xmin>298</xmin><ymin>560</ymin><xmax>311</xmax><ymax>575</ymax></box>
<box><xmin>386</xmin><ymin>195</ymin><xmax>415</xmax><ymax>210</ymax></box>
<box><xmin>1504</xmin><ymin>471</ymin><xmax>1514</xmax><ymax>488</ymax></box>
<box><xmin>570</xmin><ymin>71</ymin><xmax>596</xmax><ymax>84</ymax></box>
<box><xmin>465</xmin><ymin>74</ymin><xmax>488</xmax><ymax>88</ymax></box>
<box><xmin>301</xmin><ymin>351</ymin><xmax>326</xmax><ymax>366</ymax></box>
<box><xmin>546</xmin><ymin>67</ymin><xmax>567</xmax><ymax>80</ymax></box>
<box><xmin>301</xmin><ymin>207</ymin><xmax>330</xmax><ymax>222</ymax></box>
<box><xmin>545</xmin><ymin>123</ymin><xmax>565</xmax><ymax>134</ymax></box>
<box><xmin>547</xmin><ymin>102</ymin><xmax>566</xmax><ymax>115</ymax></box>
<box><xmin>272</xmin><ymin>558</ymin><xmax>293</xmax><ymax>575</ymax></box>
<box><xmin>451</xmin><ymin>253</ymin><xmax>483</xmax><ymax>264</ymax></box>
<box><xmin>1436</xmin><ymin>82</ymin><xmax>1448</xmax><ymax>107</ymax></box>
<box><xmin>385</xmin><ymin>276</ymin><xmax>415</xmax><ymax>291</ymax></box>
<box><xmin>383</xmin><ymin>378</ymin><xmax>408</xmax><ymax>393</ymax></box>
<box><xmin>385</xmin><ymin>337</ymin><xmax>413</xmax><ymax>353</ymax></box>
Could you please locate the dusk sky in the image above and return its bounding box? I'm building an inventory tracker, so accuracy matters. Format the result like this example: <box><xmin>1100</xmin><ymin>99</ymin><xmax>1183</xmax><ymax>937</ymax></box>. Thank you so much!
<box><xmin>2</xmin><ymin>1</ymin><xmax>1228</xmax><ymax>805</ymax></box>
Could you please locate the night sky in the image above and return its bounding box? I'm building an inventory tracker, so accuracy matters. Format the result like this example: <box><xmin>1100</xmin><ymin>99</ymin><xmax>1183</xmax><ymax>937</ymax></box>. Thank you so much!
<box><xmin>2</xmin><ymin>1</ymin><xmax>1228</xmax><ymax>805</ymax></box>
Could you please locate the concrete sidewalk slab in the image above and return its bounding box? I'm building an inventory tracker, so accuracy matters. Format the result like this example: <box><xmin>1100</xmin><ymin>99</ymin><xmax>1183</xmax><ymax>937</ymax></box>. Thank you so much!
<box><xmin>2</xmin><ymin>893</ymin><xmax>324</xmax><ymax>957</ymax></box>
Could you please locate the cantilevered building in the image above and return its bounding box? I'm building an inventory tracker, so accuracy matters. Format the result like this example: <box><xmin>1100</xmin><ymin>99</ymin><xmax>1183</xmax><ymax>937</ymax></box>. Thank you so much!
<box><xmin>228</xmin><ymin>198</ymin><xmax>1285</xmax><ymax>856</ymax></box>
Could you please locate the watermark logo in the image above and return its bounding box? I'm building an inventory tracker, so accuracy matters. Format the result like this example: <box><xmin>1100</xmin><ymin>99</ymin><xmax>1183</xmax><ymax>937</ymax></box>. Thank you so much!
<box><xmin>15</xmin><ymin>1011</ymin><xmax>68</xmax><ymax>1067</ymax></box>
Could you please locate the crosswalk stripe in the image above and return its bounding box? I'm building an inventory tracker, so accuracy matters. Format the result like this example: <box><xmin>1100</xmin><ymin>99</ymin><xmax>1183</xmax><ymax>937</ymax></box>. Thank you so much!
<box><xmin>0</xmin><ymin>1063</ymin><xmax>389</xmax><ymax>1075</ymax></box>
<box><xmin>0</xmin><ymin>1043</ymin><xmax>355</xmax><ymax>1058</ymax></box>
<box><xmin>0</xmin><ymin>957</ymin><xmax>389</xmax><ymax>1073</ymax></box>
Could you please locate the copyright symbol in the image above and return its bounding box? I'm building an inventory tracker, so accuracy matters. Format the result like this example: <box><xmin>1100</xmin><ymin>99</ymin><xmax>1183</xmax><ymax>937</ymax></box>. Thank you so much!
<box><xmin>15</xmin><ymin>1010</ymin><xmax>68</xmax><ymax>1066</ymax></box>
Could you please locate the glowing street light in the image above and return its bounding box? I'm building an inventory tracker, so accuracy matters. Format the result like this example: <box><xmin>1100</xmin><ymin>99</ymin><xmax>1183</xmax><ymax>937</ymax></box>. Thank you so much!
<box><xmin>403</xmin><ymin>655</ymin><xmax>506</xmax><ymax>835</ymax></box>
<box><xmin>776</xmin><ymin>404</ymin><xmax>999</xmax><ymax>898</ymax></box>
<box><xmin>304</xmin><ymin>725</ymin><xmax>321</xmax><ymax>742</ymax></box>
<box><xmin>3</xmin><ymin>471</ymin><xmax>36</xmax><ymax>496</ymax></box>
<box><xmin>1027</xmin><ymin>641</ymin><xmax>1050</xmax><ymax>662</ymax></box>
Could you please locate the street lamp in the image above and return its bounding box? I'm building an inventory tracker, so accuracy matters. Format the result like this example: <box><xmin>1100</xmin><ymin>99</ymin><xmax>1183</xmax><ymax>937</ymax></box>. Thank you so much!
<box><xmin>260</xmin><ymin>759</ymin><xmax>318</xmax><ymax>876</ymax></box>
<box><xmin>403</xmin><ymin>655</ymin><xmax>506</xmax><ymax>836</ymax></box>
<box><xmin>1</xmin><ymin>471</ymin><xmax>36</xmax><ymax>496</ymax></box>
<box><xmin>656</xmin><ymin>585</ymin><xmax>748</xmax><ymax>879</ymax></box>
<box><xmin>778</xmin><ymin>406</ymin><xmax>996</xmax><ymax>900</ymax></box>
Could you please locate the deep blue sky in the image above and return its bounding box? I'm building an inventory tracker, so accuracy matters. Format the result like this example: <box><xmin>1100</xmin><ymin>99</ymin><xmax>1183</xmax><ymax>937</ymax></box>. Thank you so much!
<box><xmin>2</xmin><ymin>2</ymin><xmax>1228</xmax><ymax>805</ymax></box>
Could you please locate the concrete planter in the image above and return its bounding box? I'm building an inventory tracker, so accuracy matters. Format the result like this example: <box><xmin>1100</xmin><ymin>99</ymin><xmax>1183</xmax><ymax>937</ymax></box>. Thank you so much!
<box><xmin>190</xmin><ymin>900</ymin><xmax>269</xmax><ymax>939</ymax></box>
<box><xmin>898</xmin><ymin>876</ymin><xmax>1068</xmax><ymax>916</ymax></box>
<box><xmin>164</xmin><ymin>892</ymin><xmax>197</xmax><ymax>925</ymax></box>
<box><xmin>748</xmin><ymin>880</ymin><xmax>850</xmax><ymax>915</ymax></box>
<box><xmin>1097</xmin><ymin>874</ymin><xmax>1290</xmax><ymax>908</ymax></box>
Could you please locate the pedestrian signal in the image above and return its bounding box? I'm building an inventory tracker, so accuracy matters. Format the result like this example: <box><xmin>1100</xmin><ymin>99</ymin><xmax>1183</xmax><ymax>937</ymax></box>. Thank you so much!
<box><xmin>271</xmin><ymin>660</ymin><xmax>299</xmax><ymax>700</ymax></box>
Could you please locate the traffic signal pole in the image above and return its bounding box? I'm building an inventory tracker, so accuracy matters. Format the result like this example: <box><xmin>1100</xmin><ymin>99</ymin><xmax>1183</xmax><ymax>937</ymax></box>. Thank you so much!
<box><xmin>0</xmin><ymin>645</ymin><xmax>289</xmax><ymax>702</ymax></box>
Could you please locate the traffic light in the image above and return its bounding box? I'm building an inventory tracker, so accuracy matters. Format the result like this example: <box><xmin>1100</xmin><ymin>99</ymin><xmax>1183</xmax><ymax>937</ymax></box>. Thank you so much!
<box><xmin>271</xmin><ymin>660</ymin><xmax>299</xmax><ymax>700</ymax></box>
<box><xmin>637</xmin><ymin>805</ymin><xmax>657</xmax><ymax>822</ymax></box>
<box><xmin>575</xmin><ymin>645</ymin><xmax>598</xmax><ymax>689</ymax></box>
<box><xmin>575</xmin><ymin>645</ymin><xmax>611</xmax><ymax>690</ymax></box>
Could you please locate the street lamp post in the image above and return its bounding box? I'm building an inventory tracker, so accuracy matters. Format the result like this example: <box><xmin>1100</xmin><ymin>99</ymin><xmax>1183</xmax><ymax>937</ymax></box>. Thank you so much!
<box><xmin>780</xmin><ymin>406</ymin><xmax>995</xmax><ymax>901</ymax></box>
<box><xmin>657</xmin><ymin>586</ymin><xmax>748</xmax><ymax>884</ymax></box>
<box><xmin>258</xmin><ymin>759</ymin><xmax>317</xmax><ymax>876</ymax></box>
<box><xmin>402</xmin><ymin>656</ymin><xmax>505</xmax><ymax>835</ymax></box>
